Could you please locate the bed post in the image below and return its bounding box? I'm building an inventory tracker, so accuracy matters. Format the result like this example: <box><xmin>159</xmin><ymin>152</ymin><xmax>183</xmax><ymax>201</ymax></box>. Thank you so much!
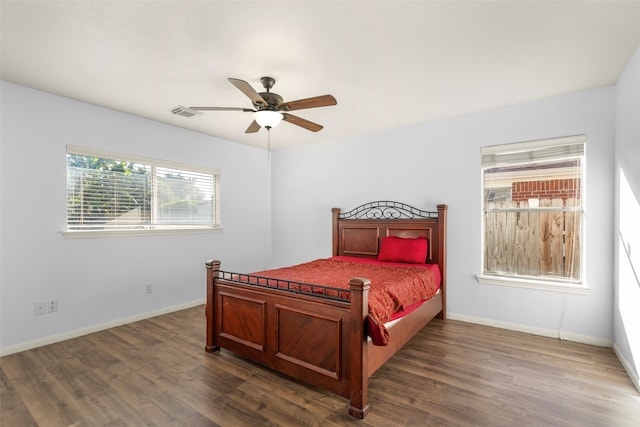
<box><xmin>205</xmin><ymin>259</ymin><xmax>221</xmax><ymax>353</ymax></box>
<box><xmin>332</xmin><ymin>207</ymin><xmax>340</xmax><ymax>256</ymax></box>
<box><xmin>437</xmin><ymin>204</ymin><xmax>448</xmax><ymax>320</ymax></box>
<box><xmin>348</xmin><ymin>277</ymin><xmax>370</xmax><ymax>419</ymax></box>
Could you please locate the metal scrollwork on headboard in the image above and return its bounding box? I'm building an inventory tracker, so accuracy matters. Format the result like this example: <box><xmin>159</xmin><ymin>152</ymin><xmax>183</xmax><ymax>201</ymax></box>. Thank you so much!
<box><xmin>338</xmin><ymin>201</ymin><xmax>438</xmax><ymax>220</ymax></box>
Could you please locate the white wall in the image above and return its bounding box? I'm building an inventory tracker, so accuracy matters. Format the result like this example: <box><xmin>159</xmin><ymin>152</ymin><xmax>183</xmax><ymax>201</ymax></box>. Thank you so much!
<box><xmin>614</xmin><ymin>45</ymin><xmax>640</xmax><ymax>387</ymax></box>
<box><xmin>1</xmin><ymin>77</ymin><xmax>627</xmax><ymax>356</ymax></box>
<box><xmin>271</xmin><ymin>85</ymin><xmax>616</xmax><ymax>343</ymax></box>
<box><xmin>0</xmin><ymin>82</ymin><xmax>272</xmax><ymax>353</ymax></box>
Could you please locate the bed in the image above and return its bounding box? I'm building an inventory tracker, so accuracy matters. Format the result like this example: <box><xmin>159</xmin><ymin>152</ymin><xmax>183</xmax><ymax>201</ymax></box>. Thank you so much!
<box><xmin>205</xmin><ymin>201</ymin><xmax>447</xmax><ymax>418</ymax></box>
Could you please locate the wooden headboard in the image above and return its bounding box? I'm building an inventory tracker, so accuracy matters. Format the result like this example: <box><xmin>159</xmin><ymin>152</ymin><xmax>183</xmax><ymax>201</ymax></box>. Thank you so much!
<box><xmin>332</xmin><ymin>201</ymin><xmax>447</xmax><ymax>302</ymax></box>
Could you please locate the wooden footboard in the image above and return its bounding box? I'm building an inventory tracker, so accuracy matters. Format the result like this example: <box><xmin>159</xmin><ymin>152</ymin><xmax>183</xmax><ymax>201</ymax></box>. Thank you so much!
<box><xmin>205</xmin><ymin>260</ymin><xmax>372</xmax><ymax>416</ymax></box>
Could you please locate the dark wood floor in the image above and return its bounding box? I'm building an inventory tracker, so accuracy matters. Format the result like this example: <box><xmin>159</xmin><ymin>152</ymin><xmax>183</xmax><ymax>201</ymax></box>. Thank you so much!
<box><xmin>2</xmin><ymin>305</ymin><xmax>639</xmax><ymax>426</ymax></box>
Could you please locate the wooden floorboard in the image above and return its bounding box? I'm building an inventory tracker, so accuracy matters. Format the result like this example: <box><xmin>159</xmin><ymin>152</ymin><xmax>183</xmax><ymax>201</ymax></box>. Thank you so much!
<box><xmin>1</xmin><ymin>305</ymin><xmax>639</xmax><ymax>426</ymax></box>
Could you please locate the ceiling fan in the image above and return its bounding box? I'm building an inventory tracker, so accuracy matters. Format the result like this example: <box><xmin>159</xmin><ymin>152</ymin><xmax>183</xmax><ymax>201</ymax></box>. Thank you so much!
<box><xmin>189</xmin><ymin>77</ymin><xmax>337</xmax><ymax>133</ymax></box>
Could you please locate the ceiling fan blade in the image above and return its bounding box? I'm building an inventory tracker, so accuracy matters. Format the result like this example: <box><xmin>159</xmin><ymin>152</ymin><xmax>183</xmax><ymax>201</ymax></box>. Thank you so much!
<box><xmin>282</xmin><ymin>113</ymin><xmax>323</xmax><ymax>132</ymax></box>
<box><xmin>189</xmin><ymin>106</ymin><xmax>254</xmax><ymax>112</ymax></box>
<box><xmin>245</xmin><ymin>120</ymin><xmax>261</xmax><ymax>133</ymax></box>
<box><xmin>228</xmin><ymin>78</ymin><xmax>267</xmax><ymax>107</ymax></box>
<box><xmin>279</xmin><ymin>95</ymin><xmax>336</xmax><ymax>111</ymax></box>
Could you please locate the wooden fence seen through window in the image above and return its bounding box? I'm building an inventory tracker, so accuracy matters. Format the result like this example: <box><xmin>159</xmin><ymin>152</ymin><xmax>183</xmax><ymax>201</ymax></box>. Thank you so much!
<box><xmin>484</xmin><ymin>198</ymin><xmax>581</xmax><ymax>281</ymax></box>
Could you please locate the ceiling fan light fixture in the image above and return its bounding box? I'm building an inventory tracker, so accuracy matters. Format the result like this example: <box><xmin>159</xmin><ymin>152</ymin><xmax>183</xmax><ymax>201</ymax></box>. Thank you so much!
<box><xmin>254</xmin><ymin>110</ymin><xmax>283</xmax><ymax>129</ymax></box>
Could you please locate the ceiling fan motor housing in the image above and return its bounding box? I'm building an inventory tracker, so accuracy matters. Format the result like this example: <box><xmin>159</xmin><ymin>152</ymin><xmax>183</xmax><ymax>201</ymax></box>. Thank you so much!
<box><xmin>255</xmin><ymin>92</ymin><xmax>284</xmax><ymax>110</ymax></box>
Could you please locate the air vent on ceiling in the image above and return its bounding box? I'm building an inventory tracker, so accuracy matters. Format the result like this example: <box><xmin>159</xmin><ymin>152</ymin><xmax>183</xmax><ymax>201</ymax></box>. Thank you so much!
<box><xmin>169</xmin><ymin>105</ymin><xmax>203</xmax><ymax>118</ymax></box>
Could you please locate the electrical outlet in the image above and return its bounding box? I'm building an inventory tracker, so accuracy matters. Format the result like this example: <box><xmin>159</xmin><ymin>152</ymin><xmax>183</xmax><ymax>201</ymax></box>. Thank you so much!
<box><xmin>34</xmin><ymin>301</ymin><xmax>46</xmax><ymax>316</ymax></box>
<box><xmin>47</xmin><ymin>299</ymin><xmax>58</xmax><ymax>313</ymax></box>
<box><xmin>145</xmin><ymin>283</ymin><xmax>153</xmax><ymax>294</ymax></box>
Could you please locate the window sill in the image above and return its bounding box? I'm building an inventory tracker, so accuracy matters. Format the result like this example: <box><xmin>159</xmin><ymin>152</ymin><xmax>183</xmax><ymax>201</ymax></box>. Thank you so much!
<box><xmin>63</xmin><ymin>226</ymin><xmax>222</xmax><ymax>239</ymax></box>
<box><xmin>476</xmin><ymin>274</ymin><xmax>590</xmax><ymax>295</ymax></box>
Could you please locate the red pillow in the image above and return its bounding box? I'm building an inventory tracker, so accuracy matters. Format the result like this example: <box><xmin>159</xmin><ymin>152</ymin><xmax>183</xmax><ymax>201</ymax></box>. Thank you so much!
<box><xmin>377</xmin><ymin>236</ymin><xmax>428</xmax><ymax>264</ymax></box>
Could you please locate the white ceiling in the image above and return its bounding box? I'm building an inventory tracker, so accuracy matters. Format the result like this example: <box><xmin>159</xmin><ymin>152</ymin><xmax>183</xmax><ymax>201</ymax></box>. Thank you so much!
<box><xmin>2</xmin><ymin>1</ymin><xmax>640</xmax><ymax>151</ymax></box>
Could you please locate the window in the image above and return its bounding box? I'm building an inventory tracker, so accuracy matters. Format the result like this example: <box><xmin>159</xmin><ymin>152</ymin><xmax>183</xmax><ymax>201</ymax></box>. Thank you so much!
<box><xmin>66</xmin><ymin>146</ymin><xmax>220</xmax><ymax>236</ymax></box>
<box><xmin>479</xmin><ymin>135</ymin><xmax>586</xmax><ymax>291</ymax></box>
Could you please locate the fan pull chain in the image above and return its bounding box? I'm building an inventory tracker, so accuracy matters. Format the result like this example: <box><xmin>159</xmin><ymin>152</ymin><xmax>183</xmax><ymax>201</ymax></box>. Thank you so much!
<box><xmin>267</xmin><ymin>127</ymin><xmax>271</xmax><ymax>160</ymax></box>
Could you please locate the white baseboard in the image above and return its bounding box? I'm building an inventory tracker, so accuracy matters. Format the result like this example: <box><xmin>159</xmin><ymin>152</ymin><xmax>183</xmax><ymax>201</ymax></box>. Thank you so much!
<box><xmin>613</xmin><ymin>344</ymin><xmax>640</xmax><ymax>393</ymax></box>
<box><xmin>447</xmin><ymin>312</ymin><xmax>613</xmax><ymax>347</ymax></box>
<box><xmin>0</xmin><ymin>299</ymin><xmax>205</xmax><ymax>357</ymax></box>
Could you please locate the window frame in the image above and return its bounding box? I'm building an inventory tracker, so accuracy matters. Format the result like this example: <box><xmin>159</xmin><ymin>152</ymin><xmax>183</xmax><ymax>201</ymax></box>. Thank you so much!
<box><xmin>476</xmin><ymin>135</ymin><xmax>588</xmax><ymax>294</ymax></box>
<box><xmin>64</xmin><ymin>145</ymin><xmax>221</xmax><ymax>238</ymax></box>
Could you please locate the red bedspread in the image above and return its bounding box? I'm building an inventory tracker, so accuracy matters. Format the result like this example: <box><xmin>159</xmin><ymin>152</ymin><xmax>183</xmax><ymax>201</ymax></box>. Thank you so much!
<box><xmin>252</xmin><ymin>257</ymin><xmax>440</xmax><ymax>346</ymax></box>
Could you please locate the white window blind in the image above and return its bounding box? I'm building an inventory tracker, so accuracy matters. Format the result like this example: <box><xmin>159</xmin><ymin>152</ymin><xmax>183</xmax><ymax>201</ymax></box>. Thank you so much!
<box><xmin>155</xmin><ymin>166</ymin><xmax>215</xmax><ymax>226</ymax></box>
<box><xmin>481</xmin><ymin>135</ymin><xmax>586</xmax><ymax>168</ymax></box>
<box><xmin>66</xmin><ymin>146</ymin><xmax>220</xmax><ymax>234</ymax></box>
